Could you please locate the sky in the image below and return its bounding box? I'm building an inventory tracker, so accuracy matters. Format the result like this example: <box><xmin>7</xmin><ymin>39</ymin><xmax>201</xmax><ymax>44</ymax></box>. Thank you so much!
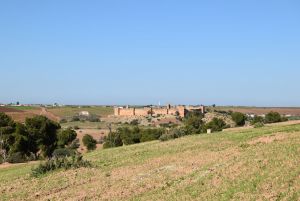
<box><xmin>0</xmin><ymin>1</ymin><xmax>299</xmax><ymax>106</ymax></box>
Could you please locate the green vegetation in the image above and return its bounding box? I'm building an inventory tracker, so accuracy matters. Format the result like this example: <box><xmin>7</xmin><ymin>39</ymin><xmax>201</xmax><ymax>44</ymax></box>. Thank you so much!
<box><xmin>265</xmin><ymin>111</ymin><xmax>287</xmax><ymax>123</ymax></box>
<box><xmin>250</xmin><ymin>115</ymin><xmax>265</xmax><ymax>125</ymax></box>
<box><xmin>231</xmin><ymin>112</ymin><xmax>246</xmax><ymax>126</ymax></box>
<box><xmin>0</xmin><ymin>113</ymin><xmax>78</xmax><ymax>163</ymax></box>
<box><xmin>82</xmin><ymin>134</ymin><xmax>97</xmax><ymax>151</ymax></box>
<box><xmin>6</xmin><ymin>106</ymin><xmax>38</xmax><ymax>111</ymax></box>
<box><xmin>103</xmin><ymin>127</ymin><xmax>164</xmax><ymax>148</ymax></box>
<box><xmin>1</xmin><ymin>123</ymin><xmax>300</xmax><ymax>200</ymax></box>
<box><xmin>31</xmin><ymin>155</ymin><xmax>91</xmax><ymax>177</ymax></box>
<box><xmin>204</xmin><ymin>117</ymin><xmax>228</xmax><ymax>132</ymax></box>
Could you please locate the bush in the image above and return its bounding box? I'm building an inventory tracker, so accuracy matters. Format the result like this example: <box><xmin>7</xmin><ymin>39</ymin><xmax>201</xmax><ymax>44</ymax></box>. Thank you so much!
<box><xmin>205</xmin><ymin>118</ymin><xmax>227</xmax><ymax>132</ymax></box>
<box><xmin>31</xmin><ymin>155</ymin><xmax>91</xmax><ymax>177</ymax></box>
<box><xmin>159</xmin><ymin>128</ymin><xmax>186</xmax><ymax>141</ymax></box>
<box><xmin>140</xmin><ymin>128</ymin><xmax>164</xmax><ymax>142</ymax></box>
<box><xmin>130</xmin><ymin>119</ymin><xmax>139</xmax><ymax>126</ymax></box>
<box><xmin>59</xmin><ymin>119</ymin><xmax>67</xmax><ymax>123</ymax></box>
<box><xmin>231</xmin><ymin>112</ymin><xmax>246</xmax><ymax>126</ymax></box>
<box><xmin>87</xmin><ymin>115</ymin><xmax>100</xmax><ymax>122</ymax></box>
<box><xmin>251</xmin><ymin>115</ymin><xmax>264</xmax><ymax>125</ymax></box>
<box><xmin>183</xmin><ymin>111</ymin><xmax>205</xmax><ymax>134</ymax></box>
<box><xmin>265</xmin><ymin>112</ymin><xmax>282</xmax><ymax>124</ymax></box>
<box><xmin>71</xmin><ymin>116</ymin><xmax>80</xmax><ymax>122</ymax></box>
<box><xmin>7</xmin><ymin>152</ymin><xmax>27</xmax><ymax>163</ymax></box>
<box><xmin>69</xmin><ymin>139</ymin><xmax>80</xmax><ymax>150</ymax></box>
<box><xmin>118</xmin><ymin>127</ymin><xmax>141</xmax><ymax>145</ymax></box>
<box><xmin>253</xmin><ymin>122</ymin><xmax>264</xmax><ymax>128</ymax></box>
<box><xmin>82</xmin><ymin>134</ymin><xmax>97</xmax><ymax>151</ymax></box>
<box><xmin>57</xmin><ymin>128</ymin><xmax>77</xmax><ymax>148</ymax></box>
<box><xmin>52</xmin><ymin>148</ymin><xmax>76</xmax><ymax>158</ymax></box>
<box><xmin>103</xmin><ymin>132</ymin><xmax>123</xmax><ymax>148</ymax></box>
<box><xmin>73</xmin><ymin>126</ymin><xmax>80</xmax><ymax>130</ymax></box>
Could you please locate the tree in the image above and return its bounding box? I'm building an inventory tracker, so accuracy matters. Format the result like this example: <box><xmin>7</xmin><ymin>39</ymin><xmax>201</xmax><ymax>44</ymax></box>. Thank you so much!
<box><xmin>57</xmin><ymin>128</ymin><xmax>77</xmax><ymax>148</ymax></box>
<box><xmin>265</xmin><ymin>112</ymin><xmax>282</xmax><ymax>124</ymax></box>
<box><xmin>183</xmin><ymin>111</ymin><xmax>204</xmax><ymax>134</ymax></box>
<box><xmin>231</xmin><ymin>112</ymin><xmax>246</xmax><ymax>126</ymax></box>
<box><xmin>103</xmin><ymin>132</ymin><xmax>123</xmax><ymax>149</ymax></box>
<box><xmin>118</xmin><ymin>127</ymin><xmax>141</xmax><ymax>145</ymax></box>
<box><xmin>82</xmin><ymin>134</ymin><xmax>97</xmax><ymax>151</ymax></box>
<box><xmin>25</xmin><ymin>116</ymin><xmax>61</xmax><ymax>158</ymax></box>
<box><xmin>0</xmin><ymin>113</ymin><xmax>16</xmax><ymax>161</ymax></box>
<box><xmin>205</xmin><ymin>118</ymin><xmax>227</xmax><ymax>132</ymax></box>
<box><xmin>9</xmin><ymin>123</ymin><xmax>31</xmax><ymax>155</ymax></box>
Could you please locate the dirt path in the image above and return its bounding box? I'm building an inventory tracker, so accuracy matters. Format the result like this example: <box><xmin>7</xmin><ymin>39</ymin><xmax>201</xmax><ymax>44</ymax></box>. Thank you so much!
<box><xmin>38</xmin><ymin>107</ymin><xmax>60</xmax><ymax>122</ymax></box>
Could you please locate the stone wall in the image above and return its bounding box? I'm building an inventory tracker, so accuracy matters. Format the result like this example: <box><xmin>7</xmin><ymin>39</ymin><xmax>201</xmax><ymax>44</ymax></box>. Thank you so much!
<box><xmin>114</xmin><ymin>105</ymin><xmax>205</xmax><ymax>118</ymax></box>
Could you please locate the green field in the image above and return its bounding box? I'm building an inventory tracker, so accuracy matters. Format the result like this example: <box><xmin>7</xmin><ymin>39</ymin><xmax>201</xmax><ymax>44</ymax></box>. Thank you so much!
<box><xmin>1</xmin><ymin>123</ymin><xmax>300</xmax><ymax>200</ymax></box>
<box><xmin>47</xmin><ymin>106</ymin><xmax>114</xmax><ymax>118</ymax></box>
<box><xmin>6</xmin><ymin>106</ymin><xmax>39</xmax><ymax>111</ymax></box>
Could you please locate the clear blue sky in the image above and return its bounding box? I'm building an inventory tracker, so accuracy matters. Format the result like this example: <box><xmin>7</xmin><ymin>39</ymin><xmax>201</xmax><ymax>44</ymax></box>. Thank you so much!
<box><xmin>0</xmin><ymin>1</ymin><xmax>299</xmax><ymax>106</ymax></box>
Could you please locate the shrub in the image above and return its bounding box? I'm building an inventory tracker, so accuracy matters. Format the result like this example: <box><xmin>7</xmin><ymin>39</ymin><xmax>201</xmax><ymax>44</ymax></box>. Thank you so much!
<box><xmin>87</xmin><ymin>115</ymin><xmax>100</xmax><ymax>122</ymax></box>
<box><xmin>253</xmin><ymin>122</ymin><xmax>264</xmax><ymax>128</ymax></box>
<box><xmin>71</xmin><ymin>116</ymin><xmax>80</xmax><ymax>122</ymax></box>
<box><xmin>73</xmin><ymin>126</ymin><xmax>80</xmax><ymax>130</ymax></box>
<box><xmin>159</xmin><ymin>128</ymin><xmax>186</xmax><ymax>141</ymax></box>
<box><xmin>103</xmin><ymin>132</ymin><xmax>123</xmax><ymax>148</ymax></box>
<box><xmin>205</xmin><ymin>118</ymin><xmax>227</xmax><ymax>132</ymax></box>
<box><xmin>52</xmin><ymin>148</ymin><xmax>76</xmax><ymax>158</ymax></box>
<box><xmin>231</xmin><ymin>112</ymin><xmax>246</xmax><ymax>126</ymax></box>
<box><xmin>7</xmin><ymin>152</ymin><xmax>27</xmax><ymax>163</ymax></box>
<box><xmin>130</xmin><ymin>119</ymin><xmax>139</xmax><ymax>126</ymax></box>
<box><xmin>69</xmin><ymin>139</ymin><xmax>80</xmax><ymax>150</ymax></box>
<box><xmin>31</xmin><ymin>155</ymin><xmax>91</xmax><ymax>177</ymax></box>
<box><xmin>265</xmin><ymin>112</ymin><xmax>282</xmax><ymax>124</ymax></box>
<box><xmin>251</xmin><ymin>115</ymin><xmax>264</xmax><ymax>125</ymax></box>
<box><xmin>82</xmin><ymin>134</ymin><xmax>97</xmax><ymax>151</ymax></box>
<box><xmin>118</xmin><ymin>127</ymin><xmax>141</xmax><ymax>145</ymax></box>
<box><xmin>183</xmin><ymin>111</ymin><xmax>205</xmax><ymax>134</ymax></box>
<box><xmin>57</xmin><ymin>128</ymin><xmax>77</xmax><ymax>148</ymax></box>
<box><xmin>59</xmin><ymin>119</ymin><xmax>67</xmax><ymax>124</ymax></box>
<box><xmin>140</xmin><ymin>128</ymin><xmax>164</xmax><ymax>142</ymax></box>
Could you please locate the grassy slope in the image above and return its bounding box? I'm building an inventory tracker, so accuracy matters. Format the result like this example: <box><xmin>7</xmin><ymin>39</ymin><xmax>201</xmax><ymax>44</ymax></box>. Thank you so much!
<box><xmin>1</xmin><ymin>124</ymin><xmax>300</xmax><ymax>200</ymax></box>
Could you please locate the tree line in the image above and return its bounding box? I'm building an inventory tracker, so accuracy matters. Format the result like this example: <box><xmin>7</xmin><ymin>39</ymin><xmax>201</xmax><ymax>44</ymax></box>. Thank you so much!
<box><xmin>0</xmin><ymin>113</ymin><xmax>78</xmax><ymax>163</ymax></box>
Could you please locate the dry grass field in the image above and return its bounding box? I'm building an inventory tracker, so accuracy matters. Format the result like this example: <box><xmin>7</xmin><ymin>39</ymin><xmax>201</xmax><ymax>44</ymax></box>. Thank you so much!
<box><xmin>211</xmin><ymin>106</ymin><xmax>300</xmax><ymax>116</ymax></box>
<box><xmin>0</xmin><ymin>123</ymin><xmax>300</xmax><ymax>200</ymax></box>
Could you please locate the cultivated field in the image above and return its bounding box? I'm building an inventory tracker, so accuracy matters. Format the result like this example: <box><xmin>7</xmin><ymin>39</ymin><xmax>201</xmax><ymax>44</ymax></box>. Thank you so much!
<box><xmin>1</xmin><ymin>123</ymin><xmax>300</xmax><ymax>200</ymax></box>
<box><xmin>47</xmin><ymin>106</ymin><xmax>114</xmax><ymax>119</ymax></box>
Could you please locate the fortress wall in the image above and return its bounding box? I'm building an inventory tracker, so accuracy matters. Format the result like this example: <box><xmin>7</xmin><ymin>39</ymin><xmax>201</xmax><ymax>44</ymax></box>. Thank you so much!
<box><xmin>177</xmin><ymin>106</ymin><xmax>186</xmax><ymax>117</ymax></box>
<box><xmin>135</xmin><ymin>108</ymin><xmax>150</xmax><ymax>116</ymax></box>
<box><xmin>168</xmin><ymin>108</ymin><xmax>178</xmax><ymax>115</ymax></box>
<box><xmin>114</xmin><ymin>108</ymin><xmax>120</xmax><ymax>116</ymax></box>
<box><xmin>152</xmin><ymin>108</ymin><xmax>168</xmax><ymax>115</ymax></box>
<box><xmin>119</xmin><ymin>108</ymin><xmax>135</xmax><ymax>116</ymax></box>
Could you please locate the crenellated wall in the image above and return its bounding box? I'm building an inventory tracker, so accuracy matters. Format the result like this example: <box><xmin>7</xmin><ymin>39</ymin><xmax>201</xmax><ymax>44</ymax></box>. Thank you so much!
<box><xmin>114</xmin><ymin>105</ymin><xmax>205</xmax><ymax>118</ymax></box>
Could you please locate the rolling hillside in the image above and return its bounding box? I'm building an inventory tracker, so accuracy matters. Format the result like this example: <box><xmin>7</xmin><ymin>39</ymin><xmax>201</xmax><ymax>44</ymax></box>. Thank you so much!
<box><xmin>1</xmin><ymin>123</ymin><xmax>300</xmax><ymax>200</ymax></box>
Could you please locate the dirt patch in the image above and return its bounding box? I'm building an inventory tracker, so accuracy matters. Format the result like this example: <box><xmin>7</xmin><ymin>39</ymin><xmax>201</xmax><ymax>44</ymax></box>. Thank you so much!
<box><xmin>76</xmin><ymin>129</ymin><xmax>109</xmax><ymax>152</ymax></box>
<box><xmin>248</xmin><ymin>134</ymin><xmax>286</xmax><ymax>145</ymax></box>
<box><xmin>0</xmin><ymin>161</ymin><xmax>38</xmax><ymax>169</ymax></box>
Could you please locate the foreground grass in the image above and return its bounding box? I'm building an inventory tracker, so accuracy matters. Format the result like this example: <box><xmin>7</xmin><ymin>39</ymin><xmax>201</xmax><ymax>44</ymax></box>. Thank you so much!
<box><xmin>1</xmin><ymin>124</ymin><xmax>300</xmax><ymax>200</ymax></box>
